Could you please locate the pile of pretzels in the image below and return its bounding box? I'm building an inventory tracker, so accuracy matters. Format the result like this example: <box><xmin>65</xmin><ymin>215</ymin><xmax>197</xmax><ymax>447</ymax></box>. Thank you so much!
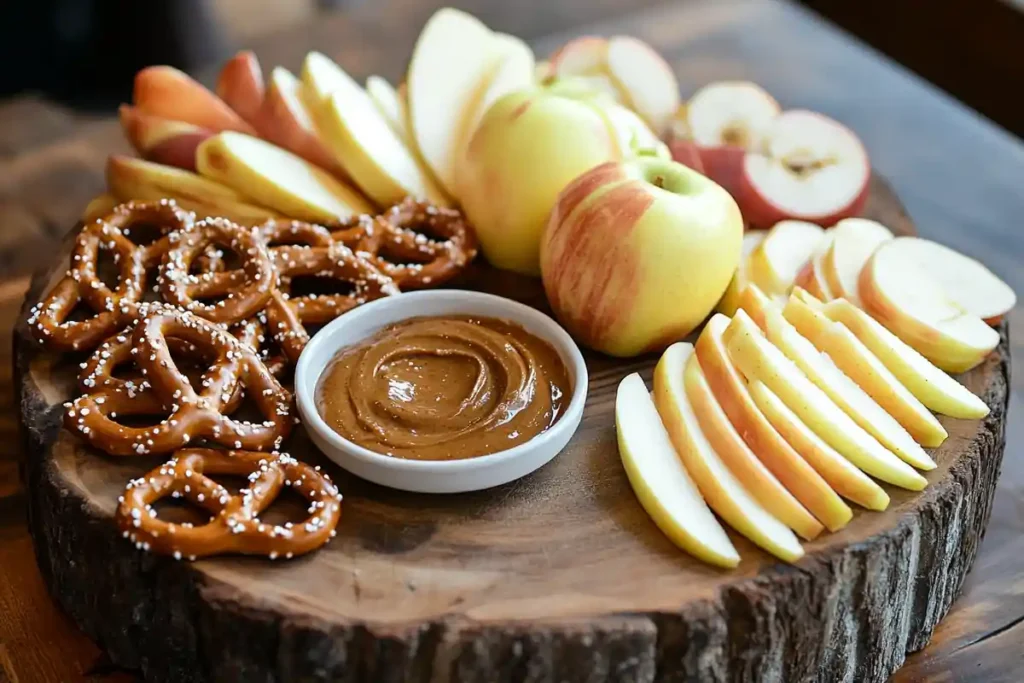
<box><xmin>26</xmin><ymin>198</ymin><xmax>478</xmax><ymax>561</ymax></box>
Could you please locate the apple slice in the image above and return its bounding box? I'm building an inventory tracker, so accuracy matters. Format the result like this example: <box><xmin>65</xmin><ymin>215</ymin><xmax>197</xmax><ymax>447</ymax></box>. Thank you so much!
<box><xmin>216</xmin><ymin>50</ymin><xmax>265</xmax><ymax>127</ymax></box>
<box><xmin>301</xmin><ymin>52</ymin><xmax>450</xmax><ymax>208</ymax></box>
<box><xmin>735</xmin><ymin>282</ymin><xmax>778</xmax><ymax>332</ymax></box>
<box><xmin>738</xmin><ymin>110</ymin><xmax>869</xmax><ymax>229</ymax></box>
<box><xmin>616</xmin><ymin>372</ymin><xmax>740</xmax><ymax>568</ymax></box>
<box><xmin>717</xmin><ymin>231</ymin><xmax>765</xmax><ymax>316</ymax></box>
<box><xmin>696</xmin><ymin>315</ymin><xmax>852</xmax><ymax>531</ymax></box>
<box><xmin>133</xmin><ymin>65</ymin><xmax>255</xmax><ymax>134</ymax></box>
<box><xmin>196</xmin><ymin>132</ymin><xmax>374</xmax><ymax>222</ymax></box>
<box><xmin>859</xmin><ymin>238</ymin><xmax>1000</xmax><ymax>373</ymax></box>
<box><xmin>653</xmin><ymin>342</ymin><xmax>805</xmax><ymax>563</ymax></box>
<box><xmin>823</xmin><ymin>218</ymin><xmax>893</xmax><ymax>305</ymax></box>
<box><xmin>82</xmin><ymin>193</ymin><xmax>120</xmax><ymax>222</ymax></box>
<box><xmin>746</xmin><ymin>380</ymin><xmax>889</xmax><ymax>511</ymax></box>
<box><xmin>407</xmin><ymin>7</ymin><xmax>501</xmax><ymax>196</ymax></box>
<box><xmin>880</xmin><ymin>237</ymin><xmax>1015</xmax><ymax>323</ymax></box>
<box><xmin>748</xmin><ymin>219</ymin><xmax>825</xmax><ymax>296</ymax></box>
<box><xmin>763</xmin><ymin>306</ymin><xmax>935</xmax><ymax>470</ymax></box>
<box><xmin>605</xmin><ymin>35</ymin><xmax>680</xmax><ymax>136</ymax></box>
<box><xmin>460</xmin><ymin>33</ymin><xmax>536</xmax><ymax>153</ymax></box>
<box><xmin>723</xmin><ymin>310</ymin><xmax>927</xmax><ymax>490</ymax></box>
<box><xmin>824</xmin><ymin>298</ymin><xmax>990</xmax><ymax>419</ymax></box>
<box><xmin>784</xmin><ymin>293</ymin><xmax>947</xmax><ymax>447</ymax></box>
<box><xmin>548</xmin><ymin>36</ymin><xmax>620</xmax><ymax>101</ymax></box>
<box><xmin>793</xmin><ymin>231</ymin><xmax>835</xmax><ymax>301</ymax></box>
<box><xmin>366</xmin><ymin>75</ymin><xmax>409</xmax><ymax>142</ymax></box>
<box><xmin>118</xmin><ymin>105</ymin><xmax>212</xmax><ymax>171</ymax></box>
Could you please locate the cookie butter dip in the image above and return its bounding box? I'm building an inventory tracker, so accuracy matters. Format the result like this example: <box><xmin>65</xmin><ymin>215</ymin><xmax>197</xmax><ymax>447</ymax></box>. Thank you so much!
<box><xmin>315</xmin><ymin>315</ymin><xmax>571</xmax><ymax>460</ymax></box>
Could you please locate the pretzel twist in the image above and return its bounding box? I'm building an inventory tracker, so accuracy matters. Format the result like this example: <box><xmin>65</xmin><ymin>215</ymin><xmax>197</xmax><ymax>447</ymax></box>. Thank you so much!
<box><xmin>116</xmin><ymin>448</ymin><xmax>342</xmax><ymax>560</ymax></box>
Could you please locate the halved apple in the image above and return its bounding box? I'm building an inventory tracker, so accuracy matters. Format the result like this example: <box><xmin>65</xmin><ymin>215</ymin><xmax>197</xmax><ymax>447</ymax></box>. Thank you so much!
<box><xmin>717</xmin><ymin>231</ymin><xmax>766</xmax><ymax>316</ymax></box>
<box><xmin>407</xmin><ymin>7</ymin><xmax>501</xmax><ymax>196</ymax></box>
<box><xmin>880</xmin><ymin>237</ymin><xmax>1015</xmax><ymax>324</ymax></box>
<box><xmin>824</xmin><ymin>298</ymin><xmax>990</xmax><ymax>419</ymax></box>
<box><xmin>696</xmin><ymin>315</ymin><xmax>852</xmax><ymax>531</ymax></box>
<box><xmin>302</xmin><ymin>52</ymin><xmax>450</xmax><ymax>207</ymax></box>
<box><xmin>737</xmin><ymin>110</ymin><xmax>869</xmax><ymax>229</ymax></box>
<box><xmin>616</xmin><ymin>372</ymin><xmax>740</xmax><ymax>568</ymax></box>
<box><xmin>793</xmin><ymin>230</ymin><xmax>835</xmax><ymax>301</ymax></box>
<box><xmin>746</xmin><ymin>380</ymin><xmax>889</xmax><ymax>511</ymax></box>
<box><xmin>723</xmin><ymin>310</ymin><xmax>927</xmax><ymax>490</ymax></box>
<box><xmin>763</xmin><ymin>306</ymin><xmax>935</xmax><ymax>470</ymax></box>
<box><xmin>196</xmin><ymin>132</ymin><xmax>374</xmax><ymax>222</ymax></box>
<box><xmin>653</xmin><ymin>342</ymin><xmax>805</xmax><ymax>563</ymax></box>
<box><xmin>748</xmin><ymin>219</ymin><xmax>825</xmax><ymax>296</ymax></box>
<box><xmin>823</xmin><ymin>217</ymin><xmax>893</xmax><ymax>305</ymax></box>
<box><xmin>859</xmin><ymin>238</ymin><xmax>1000</xmax><ymax>373</ymax></box>
<box><xmin>784</xmin><ymin>292</ymin><xmax>947</xmax><ymax>447</ymax></box>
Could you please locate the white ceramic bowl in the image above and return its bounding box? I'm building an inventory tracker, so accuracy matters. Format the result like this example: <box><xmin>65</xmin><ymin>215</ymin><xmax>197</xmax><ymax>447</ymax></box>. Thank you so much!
<box><xmin>295</xmin><ymin>290</ymin><xmax>588</xmax><ymax>494</ymax></box>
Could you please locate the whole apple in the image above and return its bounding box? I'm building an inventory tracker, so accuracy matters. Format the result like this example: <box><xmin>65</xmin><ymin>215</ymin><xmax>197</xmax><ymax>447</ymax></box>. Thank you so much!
<box><xmin>455</xmin><ymin>80</ymin><xmax>660</xmax><ymax>276</ymax></box>
<box><xmin>540</xmin><ymin>156</ymin><xmax>743</xmax><ymax>357</ymax></box>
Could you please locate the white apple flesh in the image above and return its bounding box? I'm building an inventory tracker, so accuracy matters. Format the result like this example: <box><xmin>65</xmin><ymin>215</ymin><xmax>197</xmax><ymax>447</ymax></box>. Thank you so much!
<box><xmin>748</xmin><ymin>219</ymin><xmax>825</xmax><ymax>296</ymax></box>
<box><xmin>824</xmin><ymin>217</ymin><xmax>893</xmax><ymax>305</ymax></box>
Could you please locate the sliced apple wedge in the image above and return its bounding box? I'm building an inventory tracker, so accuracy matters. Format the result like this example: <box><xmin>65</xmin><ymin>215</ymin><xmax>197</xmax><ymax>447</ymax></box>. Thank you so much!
<box><xmin>824</xmin><ymin>299</ymin><xmax>990</xmax><ymax>419</ymax></box>
<box><xmin>196</xmin><ymin>132</ymin><xmax>374</xmax><ymax>222</ymax></box>
<box><xmin>793</xmin><ymin>230</ymin><xmax>835</xmax><ymax>301</ymax></box>
<box><xmin>748</xmin><ymin>220</ymin><xmax>825</xmax><ymax>296</ymax></box>
<box><xmin>616</xmin><ymin>373</ymin><xmax>740</xmax><ymax>568</ymax></box>
<box><xmin>784</xmin><ymin>293</ymin><xmax>947</xmax><ymax>447</ymax></box>
<box><xmin>717</xmin><ymin>231</ymin><xmax>765</xmax><ymax>316</ymax></box>
<box><xmin>407</xmin><ymin>7</ymin><xmax>501</xmax><ymax>196</ymax></box>
<box><xmin>736</xmin><ymin>282</ymin><xmax>778</xmax><ymax>333</ymax></box>
<box><xmin>823</xmin><ymin>218</ymin><xmax>893</xmax><ymax>305</ymax></box>
<box><xmin>746</xmin><ymin>380</ymin><xmax>889</xmax><ymax>511</ymax></box>
<box><xmin>134</xmin><ymin>65</ymin><xmax>255</xmax><ymax>134</ymax></box>
<box><xmin>763</xmin><ymin>306</ymin><xmax>935</xmax><ymax>470</ymax></box>
<box><xmin>859</xmin><ymin>238</ymin><xmax>1000</xmax><ymax>373</ymax></box>
<box><xmin>653</xmin><ymin>343</ymin><xmax>805</xmax><ymax>563</ymax></box>
<box><xmin>696</xmin><ymin>315</ymin><xmax>852</xmax><ymax>531</ymax></box>
<box><xmin>366</xmin><ymin>75</ymin><xmax>408</xmax><ymax>140</ymax></box>
<box><xmin>460</xmin><ymin>33</ymin><xmax>536</xmax><ymax>148</ymax></box>
<box><xmin>605</xmin><ymin>35</ymin><xmax>680</xmax><ymax>135</ymax></box>
<box><xmin>216</xmin><ymin>50</ymin><xmax>265</xmax><ymax>127</ymax></box>
<box><xmin>302</xmin><ymin>52</ymin><xmax>450</xmax><ymax>208</ymax></box>
<box><xmin>723</xmin><ymin>310</ymin><xmax>927</xmax><ymax>490</ymax></box>
<box><xmin>882</xmin><ymin>237</ymin><xmax>1016</xmax><ymax>323</ymax></box>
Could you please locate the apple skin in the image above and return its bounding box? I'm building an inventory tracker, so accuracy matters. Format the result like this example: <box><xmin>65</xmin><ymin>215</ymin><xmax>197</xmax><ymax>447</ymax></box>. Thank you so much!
<box><xmin>455</xmin><ymin>84</ymin><xmax>623</xmax><ymax>276</ymax></box>
<box><xmin>540</xmin><ymin>157</ymin><xmax>743</xmax><ymax>357</ymax></box>
<box><xmin>736</xmin><ymin>170</ymin><xmax>869</xmax><ymax>229</ymax></box>
<box><xmin>668</xmin><ymin>139</ymin><xmax>705</xmax><ymax>175</ymax></box>
<box><xmin>698</xmin><ymin>146</ymin><xmax>746</xmax><ymax>198</ymax></box>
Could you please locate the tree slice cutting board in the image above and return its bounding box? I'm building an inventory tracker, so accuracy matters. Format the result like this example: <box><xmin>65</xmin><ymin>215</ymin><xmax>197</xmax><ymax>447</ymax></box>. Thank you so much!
<box><xmin>15</xmin><ymin>176</ymin><xmax>1010</xmax><ymax>683</ymax></box>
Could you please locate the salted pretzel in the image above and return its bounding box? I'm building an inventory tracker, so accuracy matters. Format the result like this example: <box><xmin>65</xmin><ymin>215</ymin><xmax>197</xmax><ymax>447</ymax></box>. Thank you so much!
<box><xmin>27</xmin><ymin>201</ymin><xmax>196</xmax><ymax>351</ymax></box>
<box><xmin>332</xmin><ymin>198</ymin><xmax>478</xmax><ymax>289</ymax></box>
<box><xmin>116</xmin><ymin>448</ymin><xmax>342</xmax><ymax>560</ymax></box>
<box><xmin>65</xmin><ymin>307</ymin><xmax>293</xmax><ymax>456</ymax></box>
<box><xmin>160</xmin><ymin>217</ymin><xmax>277</xmax><ymax>325</ymax></box>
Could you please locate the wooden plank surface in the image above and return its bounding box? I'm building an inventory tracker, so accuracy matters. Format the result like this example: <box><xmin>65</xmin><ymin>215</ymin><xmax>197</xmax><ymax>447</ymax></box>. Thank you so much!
<box><xmin>1</xmin><ymin>0</ymin><xmax>1022</xmax><ymax>680</ymax></box>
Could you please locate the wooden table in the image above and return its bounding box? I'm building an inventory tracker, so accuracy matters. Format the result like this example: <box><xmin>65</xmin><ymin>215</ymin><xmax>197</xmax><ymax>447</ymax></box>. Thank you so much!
<box><xmin>2</xmin><ymin>0</ymin><xmax>1022</xmax><ymax>680</ymax></box>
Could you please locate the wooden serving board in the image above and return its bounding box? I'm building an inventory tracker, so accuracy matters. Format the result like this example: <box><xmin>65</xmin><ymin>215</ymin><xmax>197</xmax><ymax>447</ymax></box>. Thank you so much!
<box><xmin>15</xmin><ymin>176</ymin><xmax>1009</xmax><ymax>683</ymax></box>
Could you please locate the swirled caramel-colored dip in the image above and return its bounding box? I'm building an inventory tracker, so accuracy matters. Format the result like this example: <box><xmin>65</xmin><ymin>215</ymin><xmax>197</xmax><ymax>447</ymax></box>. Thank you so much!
<box><xmin>316</xmin><ymin>315</ymin><xmax>571</xmax><ymax>460</ymax></box>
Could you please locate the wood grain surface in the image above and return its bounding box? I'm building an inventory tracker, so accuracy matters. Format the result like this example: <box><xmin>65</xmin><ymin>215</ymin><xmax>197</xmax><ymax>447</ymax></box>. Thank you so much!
<box><xmin>2</xmin><ymin>0</ymin><xmax>1023</xmax><ymax>681</ymax></box>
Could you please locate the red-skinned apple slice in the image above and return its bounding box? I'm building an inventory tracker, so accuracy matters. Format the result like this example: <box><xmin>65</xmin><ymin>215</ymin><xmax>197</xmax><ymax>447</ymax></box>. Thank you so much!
<box><xmin>216</xmin><ymin>50</ymin><xmax>265</xmax><ymax>127</ymax></box>
<box><xmin>882</xmin><ymin>237</ymin><xmax>1016</xmax><ymax>324</ymax></box>
<box><xmin>696</xmin><ymin>314</ymin><xmax>852</xmax><ymax>531</ymax></box>
<box><xmin>793</xmin><ymin>230</ymin><xmax>835</xmax><ymax>301</ymax></box>
<box><xmin>605</xmin><ymin>35</ymin><xmax>680</xmax><ymax>135</ymax></box>
<box><xmin>738</xmin><ymin>110</ymin><xmax>869</xmax><ymax>229</ymax></box>
<box><xmin>859</xmin><ymin>238</ymin><xmax>1000</xmax><ymax>373</ymax></box>
<box><xmin>824</xmin><ymin>218</ymin><xmax>893</xmax><ymax>305</ymax></box>
<box><xmin>118</xmin><ymin>105</ymin><xmax>212</xmax><ymax>171</ymax></box>
<box><xmin>736</xmin><ymin>282</ymin><xmax>778</xmax><ymax>332</ymax></box>
<box><xmin>134</xmin><ymin>65</ymin><xmax>255</xmax><ymax>134</ymax></box>
<box><xmin>748</xmin><ymin>219</ymin><xmax>825</xmax><ymax>296</ymax></box>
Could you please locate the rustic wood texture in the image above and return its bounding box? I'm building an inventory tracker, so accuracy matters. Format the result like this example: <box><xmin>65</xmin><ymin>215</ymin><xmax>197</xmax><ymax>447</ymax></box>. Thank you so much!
<box><xmin>12</xmin><ymin>177</ymin><xmax>1010</xmax><ymax>683</ymax></box>
<box><xmin>2</xmin><ymin>0</ymin><xmax>1023</xmax><ymax>681</ymax></box>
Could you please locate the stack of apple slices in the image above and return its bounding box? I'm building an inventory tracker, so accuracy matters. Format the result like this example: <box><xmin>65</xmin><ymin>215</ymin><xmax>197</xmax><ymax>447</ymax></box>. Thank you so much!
<box><xmin>669</xmin><ymin>81</ymin><xmax>870</xmax><ymax>229</ymax></box>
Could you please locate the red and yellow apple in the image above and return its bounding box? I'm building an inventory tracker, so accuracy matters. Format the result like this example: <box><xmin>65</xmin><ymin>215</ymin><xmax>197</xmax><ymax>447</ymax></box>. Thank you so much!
<box><xmin>540</xmin><ymin>156</ymin><xmax>743</xmax><ymax>357</ymax></box>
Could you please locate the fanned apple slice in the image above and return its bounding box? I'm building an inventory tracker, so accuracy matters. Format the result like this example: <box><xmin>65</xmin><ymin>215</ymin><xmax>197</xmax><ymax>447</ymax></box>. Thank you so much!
<box><xmin>616</xmin><ymin>373</ymin><xmax>740</xmax><ymax>568</ymax></box>
<box><xmin>784</xmin><ymin>293</ymin><xmax>947</xmax><ymax>447</ymax></box>
<box><xmin>366</xmin><ymin>75</ymin><xmax>408</xmax><ymax>141</ymax></box>
<box><xmin>746</xmin><ymin>380</ymin><xmax>889</xmax><ymax>511</ymax></box>
<box><xmin>723</xmin><ymin>310</ymin><xmax>927</xmax><ymax>490</ymax></box>
<box><xmin>717</xmin><ymin>231</ymin><xmax>765</xmax><ymax>316</ymax></box>
<box><xmin>749</xmin><ymin>220</ymin><xmax>825</xmax><ymax>296</ymax></box>
<box><xmin>859</xmin><ymin>238</ymin><xmax>999</xmax><ymax>373</ymax></box>
<box><xmin>685</xmin><ymin>81</ymin><xmax>780</xmax><ymax>149</ymax></box>
<box><xmin>196</xmin><ymin>132</ymin><xmax>374</xmax><ymax>222</ymax></box>
<box><xmin>736</xmin><ymin>282</ymin><xmax>779</xmax><ymax>333</ymax></box>
<box><xmin>823</xmin><ymin>218</ymin><xmax>893</xmax><ymax>305</ymax></box>
<box><xmin>883</xmin><ymin>237</ymin><xmax>1016</xmax><ymax>323</ymax></box>
<box><xmin>763</xmin><ymin>307</ymin><xmax>935</xmax><ymax>470</ymax></box>
<box><xmin>407</xmin><ymin>7</ymin><xmax>501</xmax><ymax>196</ymax></box>
<box><xmin>459</xmin><ymin>33</ymin><xmax>536</xmax><ymax>153</ymax></box>
<box><xmin>793</xmin><ymin>230</ymin><xmax>835</xmax><ymax>301</ymax></box>
<box><xmin>823</xmin><ymin>299</ymin><xmax>990</xmax><ymax>419</ymax></box>
<box><xmin>302</xmin><ymin>52</ymin><xmax>450</xmax><ymax>208</ymax></box>
<box><xmin>653</xmin><ymin>343</ymin><xmax>805</xmax><ymax>563</ymax></box>
<box><xmin>696</xmin><ymin>315</ymin><xmax>852</xmax><ymax>531</ymax></box>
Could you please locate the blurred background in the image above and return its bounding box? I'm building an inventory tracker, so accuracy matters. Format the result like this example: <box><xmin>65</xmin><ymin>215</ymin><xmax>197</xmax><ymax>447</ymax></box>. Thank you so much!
<box><xmin>0</xmin><ymin>0</ymin><xmax>1021</xmax><ymax>137</ymax></box>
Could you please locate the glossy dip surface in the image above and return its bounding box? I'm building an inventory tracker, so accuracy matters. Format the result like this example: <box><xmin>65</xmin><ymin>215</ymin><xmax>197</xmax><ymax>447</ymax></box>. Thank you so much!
<box><xmin>315</xmin><ymin>315</ymin><xmax>571</xmax><ymax>460</ymax></box>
